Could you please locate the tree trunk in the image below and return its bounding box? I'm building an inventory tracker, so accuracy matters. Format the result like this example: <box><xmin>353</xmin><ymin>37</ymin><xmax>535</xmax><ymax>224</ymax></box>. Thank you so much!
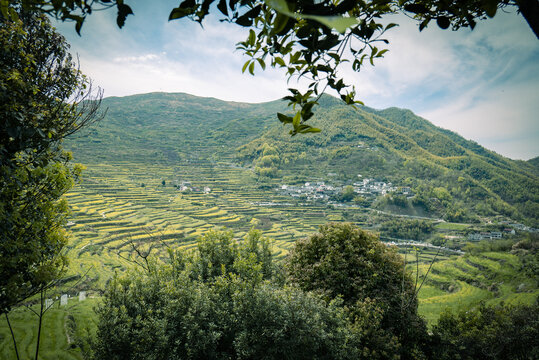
<box><xmin>518</xmin><ymin>0</ymin><xmax>539</xmax><ymax>39</ymax></box>
<box><xmin>35</xmin><ymin>291</ymin><xmax>44</xmax><ymax>360</ymax></box>
<box><xmin>5</xmin><ymin>313</ymin><xmax>20</xmax><ymax>360</ymax></box>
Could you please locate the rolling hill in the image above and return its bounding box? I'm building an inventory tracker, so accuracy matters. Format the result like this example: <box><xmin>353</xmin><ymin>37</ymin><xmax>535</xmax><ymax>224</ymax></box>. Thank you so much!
<box><xmin>65</xmin><ymin>92</ymin><xmax>539</xmax><ymax>226</ymax></box>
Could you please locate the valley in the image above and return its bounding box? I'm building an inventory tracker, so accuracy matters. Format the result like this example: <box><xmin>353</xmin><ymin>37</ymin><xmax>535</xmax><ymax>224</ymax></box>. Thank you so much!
<box><xmin>1</xmin><ymin>92</ymin><xmax>537</xmax><ymax>359</ymax></box>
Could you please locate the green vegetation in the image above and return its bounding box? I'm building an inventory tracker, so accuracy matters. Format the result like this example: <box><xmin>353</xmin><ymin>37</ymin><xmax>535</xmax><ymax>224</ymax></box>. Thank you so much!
<box><xmin>287</xmin><ymin>223</ymin><xmax>428</xmax><ymax>359</ymax></box>
<box><xmin>62</xmin><ymin>92</ymin><xmax>539</xmax><ymax>227</ymax></box>
<box><xmin>91</xmin><ymin>227</ymin><xmax>377</xmax><ymax>360</ymax></box>
<box><xmin>432</xmin><ymin>303</ymin><xmax>539</xmax><ymax>360</ymax></box>
<box><xmin>237</xmin><ymin>98</ymin><xmax>539</xmax><ymax>226</ymax></box>
<box><xmin>379</xmin><ymin>218</ymin><xmax>434</xmax><ymax>241</ymax></box>
<box><xmin>1</xmin><ymin>0</ymin><xmax>538</xmax><ymax>356</ymax></box>
<box><xmin>411</xmin><ymin>248</ymin><xmax>539</xmax><ymax>324</ymax></box>
<box><xmin>0</xmin><ymin>7</ymin><xmax>101</xmax><ymax>316</ymax></box>
<box><xmin>3</xmin><ymin>91</ymin><xmax>534</xmax><ymax>359</ymax></box>
<box><xmin>0</xmin><ymin>297</ymin><xmax>99</xmax><ymax>360</ymax></box>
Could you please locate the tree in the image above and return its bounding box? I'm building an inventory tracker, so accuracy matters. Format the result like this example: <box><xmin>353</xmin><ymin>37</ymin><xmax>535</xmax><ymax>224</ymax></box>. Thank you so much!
<box><xmin>90</xmin><ymin>229</ymin><xmax>365</xmax><ymax>359</ymax></box>
<box><xmin>0</xmin><ymin>4</ymin><xmax>102</xmax><ymax>315</ymax></box>
<box><xmin>2</xmin><ymin>0</ymin><xmax>537</xmax><ymax>135</ymax></box>
<box><xmin>341</xmin><ymin>185</ymin><xmax>355</xmax><ymax>202</ymax></box>
<box><xmin>286</xmin><ymin>222</ymin><xmax>429</xmax><ymax>359</ymax></box>
<box><xmin>431</xmin><ymin>303</ymin><xmax>539</xmax><ymax>360</ymax></box>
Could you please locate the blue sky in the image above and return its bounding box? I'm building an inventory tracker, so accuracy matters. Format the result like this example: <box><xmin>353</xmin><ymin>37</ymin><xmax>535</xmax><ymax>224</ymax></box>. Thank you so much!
<box><xmin>54</xmin><ymin>1</ymin><xmax>539</xmax><ymax>160</ymax></box>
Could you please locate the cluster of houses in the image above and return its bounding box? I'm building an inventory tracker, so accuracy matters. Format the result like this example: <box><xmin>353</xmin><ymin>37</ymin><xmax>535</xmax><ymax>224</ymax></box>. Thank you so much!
<box><xmin>468</xmin><ymin>228</ymin><xmax>516</xmax><ymax>241</ymax></box>
<box><xmin>278</xmin><ymin>182</ymin><xmax>336</xmax><ymax>201</ymax></box>
<box><xmin>499</xmin><ymin>220</ymin><xmax>538</xmax><ymax>233</ymax></box>
<box><xmin>468</xmin><ymin>221</ymin><xmax>539</xmax><ymax>241</ymax></box>
<box><xmin>352</xmin><ymin>177</ymin><xmax>401</xmax><ymax>196</ymax></box>
<box><xmin>175</xmin><ymin>181</ymin><xmax>211</xmax><ymax>194</ymax></box>
<box><xmin>277</xmin><ymin>176</ymin><xmax>409</xmax><ymax>203</ymax></box>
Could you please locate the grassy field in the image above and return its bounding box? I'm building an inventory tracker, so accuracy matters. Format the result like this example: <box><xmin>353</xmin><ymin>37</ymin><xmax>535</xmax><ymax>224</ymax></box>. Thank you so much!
<box><xmin>408</xmin><ymin>249</ymin><xmax>539</xmax><ymax>324</ymax></box>
<box><xmin>0</xmin><ymin>297</ymin><xmax>99</xmax><ymax>360</ymax></box>
<box><xmin>1</xmin><ymin>161</ymin><xmax>536</xmax><ymax>358</ymax></box>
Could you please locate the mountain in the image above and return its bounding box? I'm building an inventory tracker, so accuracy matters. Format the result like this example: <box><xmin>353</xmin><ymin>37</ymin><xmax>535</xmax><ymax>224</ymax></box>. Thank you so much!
<box><xmin>65</xmin><ymin>92</ymin><xmax>539</xmax><ymax>226</ymax></box>
<box><xmin>528</xmin><ymin>156</ymin><xmax>539</xmax><ymax>173</ymax></box>
<box><xmin>68</xmin><ymin>92</ymin><xmax>286</xmax><ymax>162</ymax></box>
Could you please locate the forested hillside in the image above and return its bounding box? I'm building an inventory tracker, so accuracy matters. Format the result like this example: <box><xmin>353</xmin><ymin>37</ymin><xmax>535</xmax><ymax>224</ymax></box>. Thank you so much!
<box><xmin>68</xmin><ymin>92</ymin><xmax>285</xmax><ymax>162</ymax></box>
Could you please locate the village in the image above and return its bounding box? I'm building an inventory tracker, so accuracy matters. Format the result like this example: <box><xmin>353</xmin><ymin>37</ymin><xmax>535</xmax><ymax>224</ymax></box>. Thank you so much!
<box><xmin>276</xmin><ymin>176</ymin><xmax>409</xmax><ymax>203</ymax></box>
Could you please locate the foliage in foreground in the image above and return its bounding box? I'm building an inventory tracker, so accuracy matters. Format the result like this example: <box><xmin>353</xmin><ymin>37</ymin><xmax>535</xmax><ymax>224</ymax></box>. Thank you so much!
<box><xmin>432</xmin><ymin>302</ymin><xmax>539</xmax><ymax>360</ymax></box>
<box><xmin>0</xmin><ymin>4</ymin><xmax>101</xmax><ymax>315</ymax></box>
<box><xmin>91</xmin><ymin>229</ymin><xmax>366</xmax><ymax>359</ymax></box>
<box><xmin>5</xmin><ymin>0</ymin><xmax>538</xmax><ymax>137</ymax></box>
<box><xmin>91</xmin><ymin>225</ymin><xmax>433</xmax><ymax>359</ymax></box>
<box><xmin>286</xmin><ymin>223</ymin><xmax>429</xmax><ymax>359</ymax></box>
<box><xmin>90</xmin><ymin>224</ymin><xmax>539</xmax><ymax>360</ymax></box>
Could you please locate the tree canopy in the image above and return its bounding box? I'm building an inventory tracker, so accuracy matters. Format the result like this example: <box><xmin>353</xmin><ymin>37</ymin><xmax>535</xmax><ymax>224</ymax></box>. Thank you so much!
<box><xmin>90</xmin><ymin>229</ymin><xmax>366</xmax><ymax>360</ymax></box>
<box><xmin>0</xmin><ymin>5</ymin><xmax>102</xmax><ymax>314</ymax></box>
<box><xmin>286</xmin><ymin>222</ymin><xmax>429</xmax><ymax>359</ymax></box>
<box><xmin>432</xmin><ymin>303</ymin><xmax>539</xmax><ymax>360</ymax></box>
<box><xmin>2</xmin><ymin>0</ymin><xmax>537</xmax><ymax>135</ymax></box>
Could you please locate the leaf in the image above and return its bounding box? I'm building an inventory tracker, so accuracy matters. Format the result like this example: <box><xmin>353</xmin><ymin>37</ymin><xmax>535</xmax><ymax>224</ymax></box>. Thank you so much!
<box><xmin>277</xmin><ymin>113</ymin><xmax>292</xmax><ymax>124</ymax></box>
<box><xmin>419</xmin><ymin>19</ymin><xmax>430</xmax><ymax>31</ymax></box>
<box><xmin>116</xmin><ymin>4</ymin><xmax>133</xmax><ymax>28</ymax></box>
<box><xmin>302</xmin><ymin>101</ymin><xmax>315</xmax><ymax>115</ymax></box>
<box><xmin>309</xmin><ymin>15</ymin><xmax>357</xmax><ymax>34</ymax></box>
<box><xmin>236</xmin><ymin>13</ymin><xmax>253</xmax><ymax>27</ymax></box>
<box><xmin>292</xmin><ymin>111</ymin><xmax>301</xmax><ymax>128</ymax></box>
<box><xmin>248</xmin><ymin>61</ymin><xmax>255</xmax><ymax>75</ymax></box>
<box><xmin>256</xmin><ymin>58</ymin><xmax>266</xmax><ymax>70</ymax></box>
<box><xmin>272</xmin><ymin>12</ymin><xmax>289</xmax><ymax>35</ymax></box>
<box><xmin>436</xmin><ymin>16</ymin><xmax>450</xmax><ymax>30</ymax></box>
<box><xmin>242</xmin><ymin>60</ymin><xmax>251</xmax><ymax>73</ymax></box>
<box><xmin>403</xmin><ymin>4</ymin><xmax>428</xmax><ymax>14</ymax></box>
<box><xmin>264</xmin><ymin>0</ymin><xmax>290</xmax><ymax>14</ymax></box>
<box><xmin>274</xmin><ymin>57</ymin><xmax>286</xmax><ymax>67</ymax></box>
<box><xmin>248</xmin><ymin>29</ymin><xmax>256</xmax><ymax>46</ymax></box>
<box><xmin>385</xmin><ymin>23</ymin><xmax>398</xmax><ymax>31</ymax></box>
<box><xmin>296</xmin><ymin>24</ymin><xmax>311</xmax><ymax>39</ymax></box>
<box><xmin>217</xmin><ymin>0</ymin><xmax>228</xmax><ymax>16</ymax></box>
<box><xmin>264</xmin><ymin>0</ymin><xmax>357</xmax><ymax>33</ymax></box>
<box><xmin>75</xmin><ymin>17</ymin><xmax>84</xmax><ymax>35</ymax></box>
<box><xmin>299</xmin><ymin>127</ymin><xmax>321</xmax><ymax>133</ymax></box>
<box><xmin>377</xmin><ymin>49</ymin><xmax>388</xmax><ymax>57</ymax></box>
<box><xmin>169</xmin><ymin>7</ymin><xmax>191</xmax><ymax>20</ymax></box>
<box><xmin>485</xmin><ymin>3</ymin><xmax>497</xmax><ymax>18</ymax></box>
<box><xmin>237</xmin><ymin>4</ymin><xmax>262</xmax><ymax>26</ymax></box>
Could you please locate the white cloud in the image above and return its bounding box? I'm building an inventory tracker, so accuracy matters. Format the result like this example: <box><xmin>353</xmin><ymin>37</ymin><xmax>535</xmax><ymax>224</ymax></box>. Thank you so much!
<box><xmin>113</xmin><ymin>53</ymin><xmax>162</xmax><ymax>63</ymax></box>
<box><xmin>336</xmin><ymin>12</ymin><xmax>539</xmax><ymax>159</ymax></box>
<box><xmin>56</xmin><ymin>6</ymin><xmax>539</xmax><ymax>159</ymax></box>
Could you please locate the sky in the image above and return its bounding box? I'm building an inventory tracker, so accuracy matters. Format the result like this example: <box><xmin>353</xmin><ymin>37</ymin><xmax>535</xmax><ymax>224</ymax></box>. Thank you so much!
<box><xmin>54</xmin><ymin>1</ymin><xmax>539</xmax><ymax>160</ymax></box>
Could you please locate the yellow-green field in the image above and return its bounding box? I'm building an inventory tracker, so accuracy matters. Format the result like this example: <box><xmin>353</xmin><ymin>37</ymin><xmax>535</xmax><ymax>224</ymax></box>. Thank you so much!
<box><xmin>1</xmin><ymin>161</ymin><xmax>536</xmax><ymax>358</ymax></box>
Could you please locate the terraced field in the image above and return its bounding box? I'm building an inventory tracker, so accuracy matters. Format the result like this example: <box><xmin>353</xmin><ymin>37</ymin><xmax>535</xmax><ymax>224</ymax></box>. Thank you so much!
<box><xmin>61</xmin><ymin>161</ymin><xmax>364</xmax><ymax>288</ymax></box>
<box><xmin>1</xmin><ymin>161</ymin><xmax>536</xmax><ymax>359</ymax></box>
<box><xmin>409</xmin><ymin>250</ymin><xmax>539</xmax><ymax>324</ymax></box>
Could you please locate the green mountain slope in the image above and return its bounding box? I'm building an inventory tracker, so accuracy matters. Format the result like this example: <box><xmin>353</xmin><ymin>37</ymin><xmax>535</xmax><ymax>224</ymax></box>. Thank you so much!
<box><xmin>65</xmin><ymin>92</ymin><xmax>538</xmax><ymax>226</ymax></box>
<box><xmin>67</xmin><ymin>92</ymin><xmax>286</xmax><ymax>162</ymax></box>
<box><xmin>237</xmin><ymin>97</ymin><xmax>538</xmax><ymax>226</ymax></box>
